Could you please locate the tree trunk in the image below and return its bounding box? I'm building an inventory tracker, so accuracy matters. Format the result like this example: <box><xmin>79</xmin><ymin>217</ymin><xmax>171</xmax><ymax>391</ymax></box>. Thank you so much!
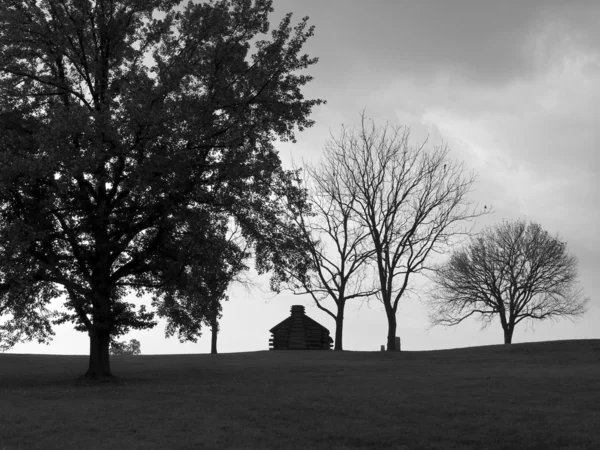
<box><xmin>386</xmin><ymin>312</ymin><xmax>397</xmax><ymax>351</ymax></box>
<box><xmin>503</xmin><ymin>326</ymin><xmax>513</xmax><ymax>344</ymax></box>
<box><xmin>334</xmin><ymin>302</ymin><xmax>345</xmax><ymax>351</ymax></box>
<box><xmin>211</xmin><ymin>320</ymin><xmax>218</xmax><ymax>354</ymax></box>
<box><xmin>85</xmin><ymin>326</ymin><xmax>112</xmax><ymax>378</ymax></box>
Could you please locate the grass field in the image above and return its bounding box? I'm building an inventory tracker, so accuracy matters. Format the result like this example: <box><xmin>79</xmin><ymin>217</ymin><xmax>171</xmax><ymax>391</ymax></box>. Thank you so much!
<box><xmin>1</xmin><ymin>339</ymin><xmax>599</xmax><ymax>449</ymax></box>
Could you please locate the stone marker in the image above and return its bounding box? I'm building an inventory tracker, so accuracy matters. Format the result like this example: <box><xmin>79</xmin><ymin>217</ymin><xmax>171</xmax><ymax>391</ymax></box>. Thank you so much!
<box><xmin>380</xmin><ymin>338</ymin><xmax>401</xmax><ymax>351</ymax></box>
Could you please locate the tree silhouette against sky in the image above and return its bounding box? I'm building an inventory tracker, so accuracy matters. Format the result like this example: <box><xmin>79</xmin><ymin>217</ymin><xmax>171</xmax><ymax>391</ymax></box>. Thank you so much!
<box><xmin>425</xmin><ymin>219</ymin><xmax>589</xmax><ymax>344</ymax></box>
<box><xmin>0</xmin><ymin>0</ymin><xmax>323</xmax><ymax>378</ymax></box>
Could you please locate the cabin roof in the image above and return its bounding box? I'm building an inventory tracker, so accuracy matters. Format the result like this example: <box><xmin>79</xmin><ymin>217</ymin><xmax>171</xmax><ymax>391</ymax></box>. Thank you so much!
<box><xmin>269</xmin><ymin>314</ymin><xmax>330</xmax><ymax>334</ymax></box>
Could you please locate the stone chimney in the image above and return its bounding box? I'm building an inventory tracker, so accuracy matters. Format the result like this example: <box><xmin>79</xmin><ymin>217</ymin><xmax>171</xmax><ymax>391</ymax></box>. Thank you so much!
<box><xmin>289</xmin><ymin>305</ymin><xmax>307</xmax><ymax>349</ymax></box>
<box><xmin>291</xmin><ymin>305</ymin><xmax>305</xmax><ymax>315</ymax></box>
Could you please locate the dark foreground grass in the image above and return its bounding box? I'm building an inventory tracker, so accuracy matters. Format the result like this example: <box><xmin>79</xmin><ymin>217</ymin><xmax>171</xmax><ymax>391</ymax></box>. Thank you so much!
<box><xmin>1</xmin><ymin>339</ymin><xmax>599</xmax><ymax>449</ymax></box>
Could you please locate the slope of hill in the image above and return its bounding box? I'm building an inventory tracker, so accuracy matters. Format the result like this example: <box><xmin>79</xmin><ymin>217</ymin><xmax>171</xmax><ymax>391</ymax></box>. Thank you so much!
<box><xmin>1</xmin><ymin>339</ymin><xmax>599</xmax><ymax>449</ymax></box>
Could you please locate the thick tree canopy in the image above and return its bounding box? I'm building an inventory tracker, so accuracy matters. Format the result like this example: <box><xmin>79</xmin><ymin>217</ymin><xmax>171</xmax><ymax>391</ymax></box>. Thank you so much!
<box><xmin>0</xmin><ymin>0</ymin><xmax>323</xmax><ymax>376</ymax></box>
<box><xmin>425</xmin><ymin>219</ymin><xmax>589</xmax><ymax>344</ymax></box>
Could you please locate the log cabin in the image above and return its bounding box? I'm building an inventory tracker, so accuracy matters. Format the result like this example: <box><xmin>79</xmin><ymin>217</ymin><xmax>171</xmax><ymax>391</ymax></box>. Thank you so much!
<box><xmin>269</xmin><ymin>305</ymin><xmax>333</xmax><ymax>350</ymax></box>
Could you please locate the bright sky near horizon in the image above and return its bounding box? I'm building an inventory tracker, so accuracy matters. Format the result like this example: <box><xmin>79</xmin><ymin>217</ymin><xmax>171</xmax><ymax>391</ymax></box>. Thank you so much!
<box><xmin>8</xmin><ymin>0</ymin><xmax>599</xmax><ymax>356</ymax></box>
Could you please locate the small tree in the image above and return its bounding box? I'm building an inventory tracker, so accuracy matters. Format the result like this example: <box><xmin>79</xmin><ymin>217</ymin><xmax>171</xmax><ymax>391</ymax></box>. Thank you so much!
<box><xmin>109</xmin><ymin>339</ymin><xmax>127</xmax><ymax>356</ymax></box>
<box><xmin>324</xmin><ymin>112</ymin><xmax>486</xmax><ymax>351</ymax></box>
<box><xmin>151</xmin><ymin>213</ymin><xmax>248</xmax><ymax>347</ymax></box>
<box><xmin>110</xmin><ymin>338</ymin><xmax>141</xmax><ymax>356</ymax></box>
<box><xmin>208</xmin><ymin>297</ymin><xmax>221</xmax><ymax>355</ymax></box>
<box><xmin>425</xmin><ymin>219</ymin><xmax>589</xmax><ymax>344</ymax></box>
<box><xmin>128</xmin><ymin>339</ymin><xmax>141</xmax><ymax>355</ymax></box>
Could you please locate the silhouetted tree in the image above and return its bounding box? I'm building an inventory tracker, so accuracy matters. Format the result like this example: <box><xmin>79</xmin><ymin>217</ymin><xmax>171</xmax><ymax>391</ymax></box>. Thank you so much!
<box><xmin>129</xmin><ymin>338</ymin><xmax>141</xmax><ymax>355</ymax></box>
<box><xmin>322</xmin><ymin>112</ymin><xmax>486</xmax><ymax>351</ymax></box>
<box><xmin>273</xmin><ymin>161</ymin><xmax>377</xmax><ymax>351</ymax></box>
<box><xmin>0</xmin><ymin>0</ymin><xmax>323</xmax><ymax>378</ymax></box>
<box><xmin>209</xmin><ymin>301</ymin><xmax>220</xmax><ymax>355</ymax></box>
<box><xmin>207</xmin><ymin>268</ymin><xmax>260</xmax><ymax>354</ymax></box>
<box><xmin>425</xmin><ymin>219</ymin><xmax>589</xmax><ymax>344</ymax></box>
<box><xmin>206</xmin><ymin>224</ymin><xmax>254</xmax><ymax>355</ymax></box>
<box><xmin>152</xmin><ymin>216</ymin><xmax>250</xmax><ymax>355</ymax></box>
<box><xmin>110</xmin><ymin>338</ymin><xmax>141</xmax><ymax>356</ymax></box>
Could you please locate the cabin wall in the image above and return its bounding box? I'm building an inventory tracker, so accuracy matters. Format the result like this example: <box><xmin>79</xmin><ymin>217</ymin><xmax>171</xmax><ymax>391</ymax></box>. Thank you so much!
<box><xmin>269</xmin><ymin>305</ymin><xmax>333</xmax><ymax>350</ymax></box>
<box><xmin>269</xmin><ymin>325</ymin><xmax>332</xmax><ymax>350</ymax></box>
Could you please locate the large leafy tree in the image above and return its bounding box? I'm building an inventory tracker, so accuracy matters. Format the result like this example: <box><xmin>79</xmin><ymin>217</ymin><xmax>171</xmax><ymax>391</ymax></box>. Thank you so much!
<box><xmin>425</xmin><ymin>219</ymin><xmax>589</xmax><ymax>344</ymax></box>
<box><xmin>0</xmin><ymin>0</ymin><xmax>323</xmax><ymax>377</ymax></box>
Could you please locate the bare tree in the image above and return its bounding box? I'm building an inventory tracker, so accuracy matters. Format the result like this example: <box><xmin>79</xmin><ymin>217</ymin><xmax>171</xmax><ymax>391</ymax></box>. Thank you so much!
<box><xmin>328</xmin><ymin>112</ymin><xmax>485</xmax><ymax>351</ymax></box>
<box><xmin>425</xmin><ymin>219</ymin><xmax>589</xmax><ymax>344</ymax></box>
<box><xmin>275</xmin><ymin>161</ymin><xmax>377</xmax><ymax>350</ymax></box>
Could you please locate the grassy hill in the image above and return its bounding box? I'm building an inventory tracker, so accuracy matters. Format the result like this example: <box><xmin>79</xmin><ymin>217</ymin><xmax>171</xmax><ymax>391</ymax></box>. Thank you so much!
<box><xmin>1</xmin><ymin>339</ymin><xmax>599</xmax><ymax>449</ymax></box>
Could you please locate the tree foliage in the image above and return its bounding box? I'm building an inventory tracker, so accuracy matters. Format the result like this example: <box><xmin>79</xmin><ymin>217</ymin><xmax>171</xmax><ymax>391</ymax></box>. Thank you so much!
<box><xmin>0</xmin><ymin>0</ymin><xmax>323</xmax><ymax>376</ymax></box>
<box><xmin>425</xmin><ymin>219</ymin><xmax>589</xmax><ymax>344</ymax></box>
<box><xmin>110</xmin><ymin>338</ymin><xmax>141</xmax><ymax>356</ymax></box>
<box><xmin>152</xmin><ymin>215</ymin><xmax>249</xmax><ymax>344</ymax></box>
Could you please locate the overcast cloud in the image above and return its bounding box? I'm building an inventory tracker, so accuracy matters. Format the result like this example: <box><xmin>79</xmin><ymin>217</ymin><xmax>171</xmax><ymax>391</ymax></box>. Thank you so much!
<box><xmin>268</xmin><ymin>0</ymin><xmax>599</xmax><ymax>350</ymax></box>
<box><xmin>11</xmin><ymin>0</ymin><xmax>598</xmax><ymax>355</ymax></box>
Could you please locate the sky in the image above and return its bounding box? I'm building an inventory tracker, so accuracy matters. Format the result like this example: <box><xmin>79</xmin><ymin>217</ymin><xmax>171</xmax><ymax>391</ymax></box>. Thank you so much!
<box><xmin>8</xmin><ymin>0</ymin><xmax>599</xmax><ymax>355</ymax></box>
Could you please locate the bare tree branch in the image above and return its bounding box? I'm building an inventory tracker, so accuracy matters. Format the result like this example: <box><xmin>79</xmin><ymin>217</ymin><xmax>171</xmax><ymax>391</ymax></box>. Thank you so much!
<box><xmin>425</xmin><ymin>218</ymin><xmax>589</xmax><ymax>344</ymax></box>
<box><xmin>324</xmin><ymin>111</ymin><xmax>488</xmax><ymax>350</ymax></box>
<box><xmin>274</xmin><ymin>157</ymin><xmax>379</xmax><ymax>350</ymax></box>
